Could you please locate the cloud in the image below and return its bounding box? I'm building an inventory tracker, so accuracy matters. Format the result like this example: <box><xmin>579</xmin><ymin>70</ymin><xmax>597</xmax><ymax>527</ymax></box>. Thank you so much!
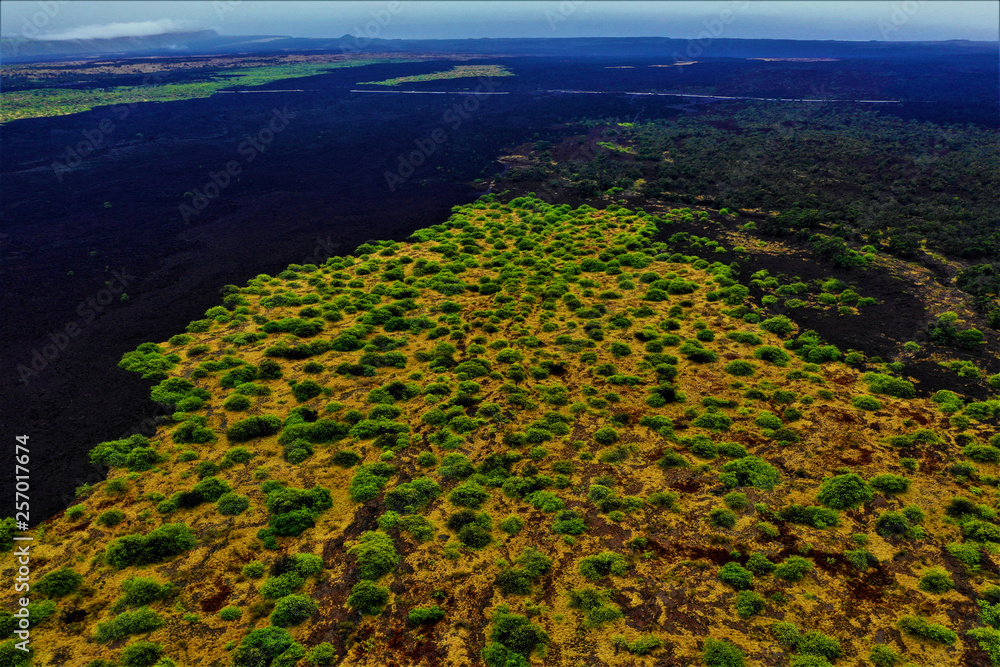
<box><xmin>41</xmin><ymin>19</ymin><xmax>193</xmax><ymax>41</ymax></box>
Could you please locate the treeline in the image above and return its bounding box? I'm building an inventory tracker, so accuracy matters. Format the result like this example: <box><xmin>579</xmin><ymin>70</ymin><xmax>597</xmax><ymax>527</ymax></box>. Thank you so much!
<box><xmin>555</xmin><ymin>105</ymin><xmax>999</xmax><ymax>260</ymax></box>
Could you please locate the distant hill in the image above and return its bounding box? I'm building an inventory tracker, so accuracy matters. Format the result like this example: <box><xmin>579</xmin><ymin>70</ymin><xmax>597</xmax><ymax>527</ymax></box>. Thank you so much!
<box><xmin>2</xmin><ymin>30</ymin><xmax>996</xmax><ymax>63</ymax></box>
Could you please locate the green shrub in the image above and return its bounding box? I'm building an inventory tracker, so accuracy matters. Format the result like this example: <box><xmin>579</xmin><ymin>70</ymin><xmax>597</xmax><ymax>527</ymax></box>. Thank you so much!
<box><xmin>710</xmin><ymin>508</ymin><xmax>738</xmax><ymax>529</ymax></box>
<box><xmin>870</xmin><ymin>474</ymin><xmax>911</xmax><ymax>495</ymax></box>
<box><xmin>384</xmin><ymin>477</ymin><xmax>441</xmax><ymax>512</ymax></box>
<box><xmin>965</xmin><ymin>444</ymin><xmax>1000</xmax><ymax>463</ymax></box>
<box><xmin>218</xmin><ymin>606</ymin><xmax>243</xmax><ymax>621</ymax></box>
<box><xmin>217</xmin><ymin>493</ymin><xmax>250</xmax><ymax>516</ymax></box>
<box><xmin>35</xmin><ymin>568</ymin><xmax>83</xmax><ymax>597</ymax></box>
<box><xmin>347</xmin><ymin>531</ymin><xmax>399</xmax><ymax>580</ymax></box>
<box><xmin>232</xmin><ymin>627</ymin><xmax>297</xmax><ymax>667</ymax></box>
<box><xmin>771</xmin><ymin>621</ymin><xmax>801</xmax><ymax>646</ymax></box>
<box><xmin>852</xmin><ymin>395</ymin><xmax>882</xmax><ymax>411</ymax></box>
<box><xmin>734</xmin><ymin>590</ymin><xmax>765</xmax><ymax>617</ymax></box>
<box><xmin>759</xmin><ymin>316</ymin><xmax>794</xmax><ymax>336</ymax></box>
<box><xmin>816</xmin><ymin>473</ymin><xmax>873</xmax><ymax>509</ymax></box>
<box><xmin>863</xmin><ymin>373</ymin><xmax>916</xmax><ymax>399</ymax></box>
<box><xmin>875</xmin><ymin>511</ymin><xmax>914</xmax><ymax>539</ymax></box>
<box><xmin>693</xmin><ymin>412</ymin><xmax>732</xmax><ymax>432</ymax></box>
<box><xmin>579</xmin><ymin>552</ymin><xmax>628</xmax><ymax>580</ymax></box>
<box><xmin>754</xmin><ymin>411</ymin><xmax>783</xmax><ymax>430</ymax></box>
<box><xmin>228</xmin><ymin>415</ymin><xmax>282</xmax><ymax>442</ymax></box>
<box><xmin>611</xmin><ymin>634</ymin><xmax>664</xmax><ymax>655</ymax></box>
<box><xmin>408</xmin><ymin>605</ymin><xmax>446</xmax><ymax>625</ymax></box>
<box><xmin>718</xmin><ymin>562</ymin><xmax>754</xmax><ymax>590</ymax></box>
<box><xmin>243</xmin><ymin>561</ymin><xmax>266</xmax><ymax>578</ymax></box>
<box><xmin>223</xmin><ymin>394</ymin><xmax>252</xmax><ymax>411</ymax></box>
<box><xmin>271</xmin><ymin>594</ymin><xmax>318</xmax><ymax>627</ymax></box>
<box><xmin>120</xmin><ymin>640</ymin><xmax>163</xmax><ymax>667</ymax></box>
<box><xmin>593</xmin><ymin>426</ymin><xmax>619</xmax><ymax>446</ymax></box>
<box><xmin>500</xmin><ymin>515</ymin><xmax>525</xmax><ymax>535</ymax></box>
<box><xmin>868</xmin><ymin>644</ymin><xmax>901</xmax><ymax>667</ymax></box>
<box><xmin>754</xmin><ymin>345</ymin><xmax>790</xmax><ymax>366</ymax></box>
<box><xmin>702</xmin><ymin>638</ymin><xmax>745</xmax><ymax>667</ymax></box>
<box><xmin>745</xmin><ymin>553</ymin><xmax>775</xmax><ymax>575</ymax></box>
<box><xmin>308</xmin><ymin>642</ymin><xmax>338</xmax><ymax>666</ymax></box>
<box><xmin>66</xmin><ymin>505</ymin><xmax>86</xmax><ymax>521</ymax></box>
<box><xmin>94</xmin><ymin>607</ymin><xmax>164</xmax><ymax>642</ymax></box>
<box><xmin>450</xmin><ymin>481</ymin><xmax>490</xmax><ymax>509</ymax></box>
<box><xmin>348</xmin><ymin>463</ymin><xmax>395</xmax><ymax>502</ymax></box>
<box><xmin>260</xmin><ymin>572</ymin><xmax>305</xmax><ymax>599</ymax></box>
<box><xmin>777</xmin><ymin>504</ymin><xmax>839</xmax><ymax>528</ymax></box>
<box><xmin>291</xmin><ymin>380</ymin><xmax>323</xmax><ymax>402</ymax></box>
<box><xmin>347</xmin><ymin>580</ymin><xmax>390</xmax><ymax>615</ymax></box>
<box><xmin>484</xmin><ymin>611</ymin><xmax>549</xmax><ymax>663</ymax></box>
<box><xmin>797</xmin><ymin>631</ymin><xmax>841</xmax><ymax>660</ymax></box>
<box><xmin>724</xmin><ymin>360</ymin><xmax>756</xmax><ymax>377</ymax></box>
<box><xmin>114</xmin><ymin>577</ymin><xmax>173</xmax><ymax>611</ymax></box>
<box><xmin>896</xmin><ymin>616</ymin><xmax>956</xmax><ymax>644</ymax></box>
<box><xmin>106</xmin><ymin>523</ymin><xmax>197</xmax><ymax>568</ymax></box>
<box><xmin>918</xmin><ymin>568</ymin><xmax>954</xmax><ymax>594</ymax></box>
<box><xmin>439</xmin><ymin>453</ymin><xmax>475</xmax><ymax>479</ymax></box>
<box><xmin>719</xmin><ymin>456</ymin><xmax>780</xmax><ymax>490</ymax></box>
<box><xmin>774</xmin><ymin>556</ymin><xmax>814</xmax><ymax>582</ymax></box>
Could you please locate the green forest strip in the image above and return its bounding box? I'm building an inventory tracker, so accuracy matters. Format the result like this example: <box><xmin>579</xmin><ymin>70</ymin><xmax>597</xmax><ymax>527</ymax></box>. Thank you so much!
<box><xmin>0</xmin><ymin>59</ymin><xmax>408</xmax><ymax>123</ymax></box>
<box><xmin>358</xmin><ymin>64</ymin><xmax>514</xmax><ymax>86</ymax></box>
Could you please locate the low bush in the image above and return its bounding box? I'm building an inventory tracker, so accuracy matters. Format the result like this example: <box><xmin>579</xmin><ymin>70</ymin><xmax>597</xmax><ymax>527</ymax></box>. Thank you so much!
<box><xmin>863</xmin><ymin>373</ymin><xmax>916</xmax><ymax>399</ymax></box>
<box><xmin>719</xmin><ymin>456</ymin><xmax>781</xmax><ymax>490</ymax></box>
<box><xmin>724</xmin><ymin>360</ymin><xmax>756</xmax><ymax>377</ymax></box>
<box><xmin>217</xmin><ymin>493</ymin><xmax>250</xmax><ymax>516</ymax></box>
<box><xmin>774</xmin><ymin>556</ymin><xmax>814</xmax><ymax>582</ymax></box>
<box><xmin>702</xmin><ymin>638</ymin><xmax>745</xmax><ymax>667</ymax></box>
<box><xmin>347</xmin><ymin>531</ymin><xmax>399</xmax><ymax>580</ymax></box>
<box><xmin>483</xmin><ymin>611</ymin><xmax>549</xmax><ymax>664</ymax></box>
<box><xmin>734</xmin><ymin>590</ymin><xmax>766</xmax><ymax>617</ymax></box>
<box><xmin>120</xmin><ymin>641</ymin><xmax>163</xmax><ymax>667</ymax></box>
<box><xmin>754</xmin><ymin>346</ymin><xmax>790</xmax><ymax>366</ymax></box>
<box><xmin>106</xmin><ymin>523</ymin><xmax>197</xmax><ymax>568</ymax></box>
<box><xmin>218</xmin><ymin>606</ymin><xmax>243</xmax><ymax>621</ymax></box>
<box><xmin>271</xmin><ymin>594</ymin><xmax>318</xmax><ymax>627</ymax></box>
<box><xmin>408</xmin><ymin>605</ymin><xmax>446</xmax><ymax>625</ymax></box>
<box><xmin>113</xmin><ymin>577</ymin><xmax>173</xmax><ymax>611</ymax></box>
<box><xmin>93</xmin><ymin>607</ymin><xmax>164</xmax><ymax>642</ymax></box>
<box><xmin>869</xmin><ymin>474</ymin><xmax>911</xmax><ymax>495</ymax></box>
<box><xmin>347</xmin><ymin>580</ymin><xmax>390</xmax><ymax>615</ymax></box>
<box><xmin>710</xmin><ymin>508</ymin><xmax>738</xmax><ymax>529</ymax></box>
<box><xmin>579</xmin><ymin>552</ymin><xmax>629</xmax><ymax>580</ymax></box>
<box><xmin>35</xmin><ymin>568</ymin><xmax>83</xmax><ymax>597</ymax></box>
<box><xmin>227</xmin><ymin>415</ymin><xmax>282</xmax><ymax>442</ymax></box>
<box><xmin>232</xmin><ymin>627</ymin><xmax>298</xmax><ymax>667</ymax></box>
<box><xmin>816</xmin><ymin>473</ymin><xmax>873</xmax><ymax>510</ymax></box>
<box><xmin>918</xmin><ymin>568</ymin><xmax>954</xmax><ymax>594</ymax></box>
<box><xmin>718</xmin><ymin>562</ymin><xmax>754</xmax><ymax>590</ymax></box>
<box><xmin>896</xmin><ymin>616</ymin><xmax>957</xmax><ymax>644</ymax></box>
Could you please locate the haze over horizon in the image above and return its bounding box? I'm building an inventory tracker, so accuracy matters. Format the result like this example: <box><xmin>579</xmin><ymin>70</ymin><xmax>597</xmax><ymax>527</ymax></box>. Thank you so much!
<box><xmin>2</xmin><ymin>0</ymin><xmax>998</xmax><ymax>43</ymax></box>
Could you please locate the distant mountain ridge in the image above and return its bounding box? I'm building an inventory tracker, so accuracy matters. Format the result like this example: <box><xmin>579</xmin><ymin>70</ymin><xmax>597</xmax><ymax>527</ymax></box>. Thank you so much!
<box><xmin>2</xmin><ymin>29</ymin><xmax>996</xmax><ymax>63</ymax></box>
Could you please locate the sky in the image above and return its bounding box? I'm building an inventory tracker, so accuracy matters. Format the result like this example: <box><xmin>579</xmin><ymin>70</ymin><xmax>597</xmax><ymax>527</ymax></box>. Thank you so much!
<box><xmin>2</xmin><ymin>1</ymin><xmax>998</xmax><ymax>42</ymax></box>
